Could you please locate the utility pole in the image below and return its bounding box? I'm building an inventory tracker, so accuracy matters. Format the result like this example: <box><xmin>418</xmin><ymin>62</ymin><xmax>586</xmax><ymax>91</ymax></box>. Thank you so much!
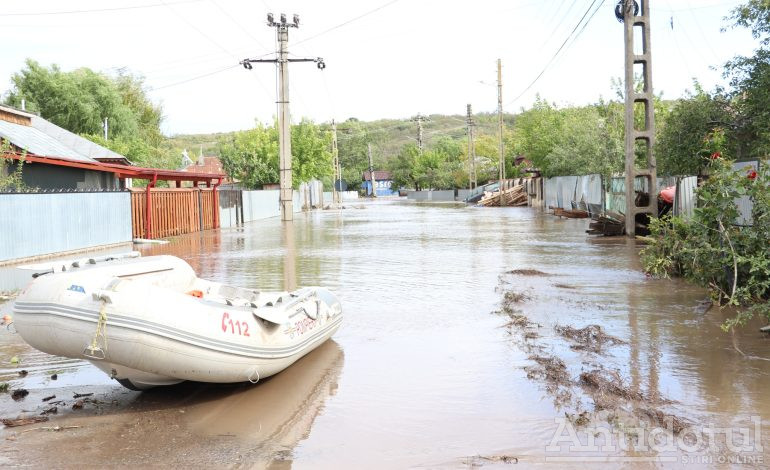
<box><xmin>466</xmin><ymin>104</ymin><xmax>477</xmax><ymax>191</ymax></box>
<box><xmin>103</xmin><ymin>117</ymin><xmax>109</xmax><ymax>140</ymax></box>
<box><xmin>497</xmin><ymin>59</ymin><xmax>506</xmax><ymax>206</ymax></box>
<box><xmin>241</xmin><ymin>13</ymin><xmax>326</xmax><ymax>222</ymax></box>
<box><xmin>367</xmin><ymin>143</ymin><xmax>377</xmax><ymax>198</ymax></box>
<box><xmin>411</xmin><ymin>114</ymin><xmax>430</xmax><ymax>154</ymax></box>
<box><xmin>618</xmin><ymin>0</ymin><xmax>657</xmax><ymax>236</ymax></box>
<box><xmin>332</xmin><ymin>120</ymin><xmax>340</xmax><ymax>205</ymax></box>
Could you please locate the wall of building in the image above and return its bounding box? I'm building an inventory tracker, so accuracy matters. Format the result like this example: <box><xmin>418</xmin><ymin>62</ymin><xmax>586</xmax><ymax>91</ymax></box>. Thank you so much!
<box><xmin>0</xmin><ymin>192</ymin><xmax>132</xmax><ymax>263</ymax></box>
<box><xmin>19</xmin><ymin>162</ymin><xmax>119</xmax><ymax>190</ymax></box>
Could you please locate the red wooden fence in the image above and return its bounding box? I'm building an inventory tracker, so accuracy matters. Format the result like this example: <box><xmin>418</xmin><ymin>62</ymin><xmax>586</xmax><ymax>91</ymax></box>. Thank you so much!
<box><xmin>130</xmin><ymin>188</ymin><xmax>218</xmax><ymax>239</ymax></box>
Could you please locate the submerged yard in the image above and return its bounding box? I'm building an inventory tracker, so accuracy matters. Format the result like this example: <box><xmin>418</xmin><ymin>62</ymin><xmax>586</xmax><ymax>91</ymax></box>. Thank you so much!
<box><xmin>0</xmin><ymin>200</ymin><xmax>767</xmax><ymax>467</ymax></box>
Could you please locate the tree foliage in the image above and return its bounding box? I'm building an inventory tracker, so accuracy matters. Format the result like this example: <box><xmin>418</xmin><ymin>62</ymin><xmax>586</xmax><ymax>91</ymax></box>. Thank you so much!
<box><xmin>642</xmin><ymin>131</ymin><xmax>770</xmax><ymax>328</ymax></box>
<box><xmin>3</xmin><ymin>60</ymin><xmax>175</xmax><ymax>171</ymax></box>
<box><xmin>217</xmin><ymin>119</ymin><xmax>332</xmax><ymax>189</ymax></box>
<box><xmin>655</xmin><ymin>85</ymin><xmax>736</xmax><ymax>176</ymax></box>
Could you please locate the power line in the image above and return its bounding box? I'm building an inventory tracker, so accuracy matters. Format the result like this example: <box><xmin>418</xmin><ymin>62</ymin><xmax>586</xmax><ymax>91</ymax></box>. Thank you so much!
<box><xmin>0</xmin><ymin>0</ymin><xmax>202</xmax><ymax>17</ymax></box>
<box><xmin>150</xmin><ymin>64</ymin><xmax>238</xmax><ymax>90</ymax></box>
<box><xmin>294</xmin><ymin>0</ymin><xmax>402</xmax><ymax>46</ymax></box>
<box><xmin>506</xmin><ymin>0</ymin><xmax>606</xmax><ymax>107</ymax></box>
<box><xmin>208</xmin><ymin>0</ymin><xmax>269</xmax><ymax>50</ymax></box>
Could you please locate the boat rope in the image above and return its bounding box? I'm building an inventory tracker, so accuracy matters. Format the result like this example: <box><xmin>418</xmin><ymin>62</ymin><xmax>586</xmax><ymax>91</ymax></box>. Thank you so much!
<box><xmin>84</xmin><ymin>300</ymin><xmax>108</xmax><ymax>359</ymax></box>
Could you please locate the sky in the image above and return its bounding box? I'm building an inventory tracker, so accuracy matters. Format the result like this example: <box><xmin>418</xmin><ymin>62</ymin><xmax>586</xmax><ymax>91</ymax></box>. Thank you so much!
<box><xmin>0</xmin><ymin>0</ymin><xmax>760</xmax><ymax>136</ymax></box>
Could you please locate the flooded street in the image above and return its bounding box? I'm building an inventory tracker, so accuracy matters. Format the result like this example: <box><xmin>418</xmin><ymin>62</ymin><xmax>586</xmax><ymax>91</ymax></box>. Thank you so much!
<box><xmin>0</xmin><ymin>200</ymin><xmax>768</xmax><ymax>468</ymax></box>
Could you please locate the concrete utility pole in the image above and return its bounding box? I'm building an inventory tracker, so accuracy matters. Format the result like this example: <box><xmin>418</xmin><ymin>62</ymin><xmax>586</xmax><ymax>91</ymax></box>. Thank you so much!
<box><xmin>103</xmin><ymin>117</ymin><xmax>109</xmax><ymax>140</ymax></box>
<box><xmin>367</xmin><ymin>143</ymin><xmax>377</xmax><ymax>197</ymax></box>
<box><xmin>619</xmin><ymin>0</ymin><xmax>657</xmax><ymax>236</ymax></box>
<box><xmin>411</xmin><ymin>114</ymin><xmax>430</xmax><ymax>154</ymax></box>
<box><xmin>466</xmin><ymin>104</ymin><xmax>477</xmax><ymax>191</ymax></box>
<box><xmin>240</xmin><ymin>13</ymin><xmax>326</xmax><ymax>222</ymax></box>
<box><xmin>332</xmin><ymin>120</ymin><xmax>340</xmax><ymax>204</ymax></box>
<box><xmin>497</xmin><ymin>59</ymin><xmax>506</xmax><ymax>206</ymax></box>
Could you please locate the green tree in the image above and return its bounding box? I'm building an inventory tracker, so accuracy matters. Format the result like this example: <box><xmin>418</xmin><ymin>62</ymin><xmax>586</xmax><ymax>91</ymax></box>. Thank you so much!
<box><xmin>724</xmin><ymin>1</ymin><xmax>770</xmax><ymax>158</ymax></box>
<box><xmin>3</xmin><ymin>60</ymin><xmax>174</xmax><ymax>172</ymax></box>
<box><xmin>5</xmin><ymin>60</ymin><xmax>138</xmax><ymax>137</ymax></box>
<box><xmin>389</xmin><ymin>144</ymin><xmax>420</xmax><ymax>190</ymax></box>
<box><xmin>655</xmin><ymin>85</ymin><xmax>735</xmax><ymax>176</ymax></box>
<box><xmin>217</xmin><ymin>120</ymin><xmax>332</xmax><ymax>190</ymax></box>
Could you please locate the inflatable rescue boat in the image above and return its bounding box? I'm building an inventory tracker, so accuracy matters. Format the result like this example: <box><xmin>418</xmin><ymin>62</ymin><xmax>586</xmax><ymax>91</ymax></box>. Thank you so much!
<box><xmin>12</xmin><ymin>252</ymin><xmax>342</xmax><ymax>390</ymax></box>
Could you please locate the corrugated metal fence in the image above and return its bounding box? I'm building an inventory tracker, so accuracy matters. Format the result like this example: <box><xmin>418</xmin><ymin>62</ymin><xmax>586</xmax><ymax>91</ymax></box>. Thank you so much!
<box><xmin>0</xmin><ymin>191</ymin><xmax>132</xmax><ymax>262</ymax></box>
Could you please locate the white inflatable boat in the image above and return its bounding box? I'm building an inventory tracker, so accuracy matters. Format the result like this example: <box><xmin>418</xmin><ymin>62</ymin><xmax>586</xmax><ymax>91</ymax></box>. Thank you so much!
<box><xmin>12</xmin><ymin>252</ymin><xmax>342</xmax><ymax>390</ymax></box>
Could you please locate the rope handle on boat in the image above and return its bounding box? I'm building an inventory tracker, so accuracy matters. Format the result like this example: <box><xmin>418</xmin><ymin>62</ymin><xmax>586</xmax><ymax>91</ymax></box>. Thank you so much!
<box><xmin>83</xmin><ymin>300</ymin><xmax>108</xmax><ymax>360</ymax></box>
<box><xmin>248</xmin><ymin>368</ymin><xmax>260</xmax><ymax>384</ymax></box>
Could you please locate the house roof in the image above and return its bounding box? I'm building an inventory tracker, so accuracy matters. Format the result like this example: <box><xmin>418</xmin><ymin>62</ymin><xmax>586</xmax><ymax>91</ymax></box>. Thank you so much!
<box><xmin>0</xmin><ymin>119</ymin><xmax>95</xmax><ymax>163</ymax></box>
<box><xmin>30</xmin><ymin>116</ymin><xmax>130</xmax><ymax>164</ymax></box>
<box><xmin>184</xmin><ymin>156</ymin><xmax>225</xmax><ymax>176</ymax></box>
<box><xmin>1</xmin><ymin>152</ymin><xmax>224</xmax><ymax>183</ymax></box>
<box><xmin>362</xmin><ymin>170</ymin><xmax>392</xmax><ymax>181</ymax></box>
<box><xmin>0</xmin><ymin>104</ymin><xmax>131</xmax><ymax>165</ymax></box>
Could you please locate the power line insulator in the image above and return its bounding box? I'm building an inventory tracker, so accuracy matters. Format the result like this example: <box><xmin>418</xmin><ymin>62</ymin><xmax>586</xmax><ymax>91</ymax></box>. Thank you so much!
<box><xmin>615</xmin><ymin>0</ymin><xmax>639</xmax><ymax>23</ymax></box>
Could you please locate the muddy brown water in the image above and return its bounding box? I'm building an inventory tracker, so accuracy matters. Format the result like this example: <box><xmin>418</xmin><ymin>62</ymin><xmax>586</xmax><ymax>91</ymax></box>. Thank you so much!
<box><xmin>0</xmin><ymin>200</ymin><xmax>767</xmax><ymax>468</ymax></box>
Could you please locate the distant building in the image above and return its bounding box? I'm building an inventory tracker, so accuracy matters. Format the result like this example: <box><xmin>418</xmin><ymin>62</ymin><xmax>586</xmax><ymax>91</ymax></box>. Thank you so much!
<box><xmin>0</xmin><ymin>104</ymin><xmax>129</xmax><ymax>190</ymax></box>
<box><xmin>362</xmin><ymin>170</ymin><xmax>395</xmax><ymax>196</ymax></box>
<box><xmin>181</xmin><ymin>153</ymin><xmax>233</xmax><ymax>187</ymax></box>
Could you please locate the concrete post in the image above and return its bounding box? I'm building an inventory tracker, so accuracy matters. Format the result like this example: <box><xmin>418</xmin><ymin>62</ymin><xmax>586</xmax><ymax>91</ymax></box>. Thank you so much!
<box><xmin>623</xmin><ymin>0</ymin><xmax>657</xmax><ymax>236</ymax></box>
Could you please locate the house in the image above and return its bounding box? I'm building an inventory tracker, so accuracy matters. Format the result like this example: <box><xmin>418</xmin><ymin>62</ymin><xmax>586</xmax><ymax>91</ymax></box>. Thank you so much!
<box><xmin>0</xmin><ymin>104</ymin><xmax>129</xmax><ymax>189</ymax></box>
<box><xmin>362</xmin><ymin>170</ymin><xmax>395</xmax><ymax>196</ymax></box>
<box><xmin>181</xmin><ymin>152</ymin><xmax>234</xmax><ymax>187</ymax></box>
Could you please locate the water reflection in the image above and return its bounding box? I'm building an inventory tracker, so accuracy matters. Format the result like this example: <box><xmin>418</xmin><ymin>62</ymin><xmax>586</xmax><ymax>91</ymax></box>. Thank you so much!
<box><xmin>184</xmin><ymin>341</ymin><xmax>343</xmax><ymax>444</ymax></box>
<box><xmin>283</xmin><ymin>221</ymin><xmax>296</xmax><ymax>292</ymax></box>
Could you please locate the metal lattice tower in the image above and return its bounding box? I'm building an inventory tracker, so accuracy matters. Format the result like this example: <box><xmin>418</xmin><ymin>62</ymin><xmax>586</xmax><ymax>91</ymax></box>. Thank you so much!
<box><xmin>411</xmin><ymin>114</ymin><xmax>430</xmax><ymax>154</ymax></box>
<box><xmin>622</xmin><ymin>0</ymin><xmax>657</xmax><ymax>236</ymax></box>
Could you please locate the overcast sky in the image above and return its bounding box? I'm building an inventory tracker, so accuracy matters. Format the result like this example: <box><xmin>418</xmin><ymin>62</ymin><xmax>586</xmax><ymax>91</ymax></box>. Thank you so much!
<box><xmin>0</xmin><ymin>0</ymin><xmax>759</xmax><ymax>136</ymax></box>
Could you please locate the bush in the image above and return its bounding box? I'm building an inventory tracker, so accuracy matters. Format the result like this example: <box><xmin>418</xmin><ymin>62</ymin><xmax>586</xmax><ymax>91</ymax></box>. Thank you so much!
<box><xmin>641</xmin><ymin>131</ymin><xmax>770</xmax><ymax>329</ymax></box>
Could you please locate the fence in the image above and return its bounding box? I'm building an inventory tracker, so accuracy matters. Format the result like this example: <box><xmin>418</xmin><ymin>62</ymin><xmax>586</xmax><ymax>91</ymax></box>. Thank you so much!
<box><xmin>544</xmin><ymin>174</ymin><xmax>604</xmax><ymax>215</ymax></box>
<box><xmin>0</xmin><ymin>191</ymin><xmax>132</xmax><ymax>263</ymax></box>
<box><xmin>130</xmin><ymin>188</ymin><xmax>216</xmax><ymax>239</ymax></box>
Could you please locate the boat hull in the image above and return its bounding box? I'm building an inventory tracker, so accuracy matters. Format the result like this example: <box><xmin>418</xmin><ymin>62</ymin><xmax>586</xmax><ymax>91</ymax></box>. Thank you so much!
<box><xmin>12</xmin><ymin>255</ymin><xmax>343</xmax><ymax>389</ymax></box>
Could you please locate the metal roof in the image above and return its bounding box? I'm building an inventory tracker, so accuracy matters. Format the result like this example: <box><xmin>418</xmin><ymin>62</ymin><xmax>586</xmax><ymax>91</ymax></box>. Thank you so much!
<box><xmin>30</xmin><ymin>116</ymin><xmax>130</xmax><ymax>163</ymax></box>
<box><xmin>0</xmin><ymin>119</ymin><xmax>95</xmax><ymax>163</ymax></box>
<box><xmin>2</xmin><ymin>152</ymin><xmax>225</xmax><ymax>182</ymax></box>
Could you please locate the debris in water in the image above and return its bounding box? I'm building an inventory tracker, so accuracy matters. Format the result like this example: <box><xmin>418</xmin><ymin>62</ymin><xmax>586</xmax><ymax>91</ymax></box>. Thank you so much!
<box><xmin>73</xmin><ymin>392</ymin><xmax>93</xmax><ymax>399</ymax></box>
<box><xmin>0</xmin><ymin>383</ymin><xmax>8</xmax><ymax>393</ymax></box>
<box><xmin>10</xmin><ymin>356</ymin><xmax>19</xmax><ymax>364</ymax></box>
<box><xmin>635</xmin><ymin>407</ymin><xmax>689</xmax><ymax>435</ymax></box>
<box><xmin>40</xmin><ymin>406</ymin><xmax>57</xmax><ymax>416</ymax></box>
<box><xmin>579</xmin><ymin>369</ymin><xmax>644</xmax><ymax>407</ymax></box>
<box><xmin>694</xmin><ymin>299</ymin><xmax>713</xmax><ymax>315</ymax></box>
<box><xmin>507</xmin><ymin>269</ymin><xmax>549</xmax><ymax>276</ymax></box>
<box><xmin>2</xmin><ymin>416</ymin><xmax>48</xmax><ymax>427</ymax></box>
<box><xmin>761</xmin><ymin>325</ymin><xmax>770</xmax><ymax>334</ymax></box>
<box><xmin>42</xmin><ymin>395</ymin><xmax>56</xmax><ymax>402</ymax></box>
<box><xmin>463</xmin><ymin>454</ymin><xmax>519</xmax><ymax>466</ymax></box>
<box><xmin>525</xmin><ymin>355</ymin><xmax>573</xmax><ymax>406</ymax></box>
<box><xmin>555</xmin><ymin>324</ymin><xmax>626</xmax><ymax>353</ymax></box>
<box><xmin>17</xmin><ymin>370</ymin><xmax>28</xmax><ymax>377</ymax></box>
<box><xmin>50</xmin><ymin>374</ymin><xmax>58</xmax><ymax>380</ymax></box>
<box><xmin>11</xmin><ymin>389</ymin><xmax>29</xmax><ymax>401</ymax></box>
<box><xmin>566</xmin><ymin>411</ymin><xmax>591</xmax><ymax>427</ymax></box>
<box><xmin>72</xmin><ymin>400</ymin><xmax>84</xmax><ymax>410</ymax></box>
<box><xmin>554</xmin><ymin>283</ymin><xmax>576</xmax><ymax>289</ymax></box>
<box><xmin>503</xmin><ymin>290</ymin><xmax>530</xmax><ymax>304</ymax></box>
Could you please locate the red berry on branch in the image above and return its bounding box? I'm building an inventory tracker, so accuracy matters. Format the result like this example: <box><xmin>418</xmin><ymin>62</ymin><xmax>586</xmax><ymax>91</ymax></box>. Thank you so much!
<box><xmin>747</xmin><ymin>169</ymin><xmax>757</xmax><ymax>180</ymax></box>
